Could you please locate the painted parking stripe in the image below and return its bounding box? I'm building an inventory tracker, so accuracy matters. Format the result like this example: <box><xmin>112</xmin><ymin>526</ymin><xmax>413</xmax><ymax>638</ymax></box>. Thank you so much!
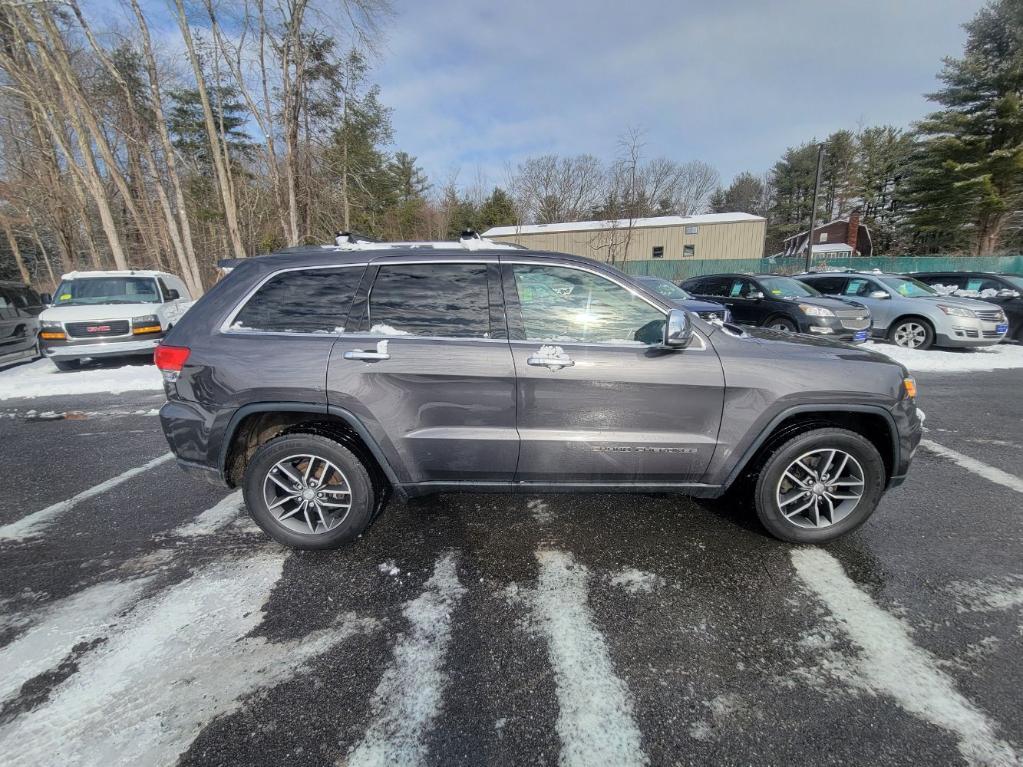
<box><xmin>348</xmin><ymin>551</ymin><xmax>465</xmax><ymax>767</ymax></box>
<box><xmin>531</xmin><ymin>550</ymin><xmax>647</xmax><ymax>767</ymax></box>
<box><xmin>167</xmin><ymin>490</ymin><xmax>246</xmax><ymax>538</ymax></box>
<box><xmin>0</xmin><ymin>551</ymin><xmax>376</xmax><ymax>766</ymax></box>
<box><xmin>0</xmin><ymin>453</ymin><xmax>175</xmax><ymax>542</ymax></box>
<box><xmin>791</xmin><ymin>548</ymin><xmax>1019</xmax><ymax>767</ymax></box>
<box><xmin>919</xmin><ymin>439</ymin><xmax>1023</xmax><ymax>494</ymax></box>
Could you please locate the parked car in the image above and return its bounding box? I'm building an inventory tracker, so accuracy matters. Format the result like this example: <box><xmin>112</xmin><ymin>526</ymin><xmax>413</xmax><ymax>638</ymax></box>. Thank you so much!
<box><xmin>0</xmin><ymin>280</ymin><xmax>48</xmax><ymax>368</ymax></box>
<box><xmin>632</xmin><ymin>276</ymin><xmax>731</xmax><ymax>322</ymax></box>
<box><xmin>679</xmin><ymin>273</ymin><xmax>871</xmax><ymax>343</ymax></box>
<box><xmin>795</xmin><ymin>271</ymin><xmax>1008</xmax><ymax>350</ymax></box>
<box><xmin>907</xmin><ymin>271</ymin><xmax>1023</xmax><ymax>343</ymax></box>
<box><xmin>156</xmin><ymin>242</ymin><xmax>921</xmax><ymax>549</ymax></box>
<box><xmin>39</xmin><ymin>270</ymin><xmax>193</xmax><ymax>370</ymax></box>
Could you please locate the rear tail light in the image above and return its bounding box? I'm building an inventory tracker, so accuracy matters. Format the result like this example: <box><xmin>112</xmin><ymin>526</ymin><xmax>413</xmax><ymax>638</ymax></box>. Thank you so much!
<box><xmin>154</xmin><ymin>345</ymin><xmax>190</xmax><ymax>382</ymax></box>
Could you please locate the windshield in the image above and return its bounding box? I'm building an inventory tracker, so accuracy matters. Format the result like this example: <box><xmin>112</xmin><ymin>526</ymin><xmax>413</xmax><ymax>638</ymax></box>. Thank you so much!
<box><xmin>638</xmin><ymin>278</ymin><xmax>692</xmax><ymax>300</ymax></box>
<box><xmin>878</xmin><ymin>276</ymin><xmax>936</xmax><ymax>297</ymax></box>
<box><xmin>757</xmin><ymin>276</ymin><xmax>820</xmax><ymax>298</ymax></box>
<box><xmin>53</xmin><ymin>277</ymin><xmax>161</xmax><ymax>306</ymax></box>
<box><xmin>1000</xmin><ymin>275</ymin><xmax>1023</xmax><ymax>291</ymax></box>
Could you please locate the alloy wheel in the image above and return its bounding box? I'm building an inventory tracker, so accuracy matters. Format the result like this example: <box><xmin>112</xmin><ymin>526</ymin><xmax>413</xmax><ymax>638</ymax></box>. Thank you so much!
<box><xmin>893</xmin><ymin>322</ymin><xmax>927</xmax><ymax>348</ymax></box>
<box><xmin>262</xmin><ymin>453</ymin><xmax>353</xmax><ymax>534</ymax></box>
<box><xmin>775</xmin><ymin>448</ymin><xmax>864</xmax><ymax>529</ymax></box>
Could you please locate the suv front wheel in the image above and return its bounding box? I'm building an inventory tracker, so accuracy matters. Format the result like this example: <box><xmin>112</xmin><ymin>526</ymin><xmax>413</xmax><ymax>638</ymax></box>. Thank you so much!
<box><xmin>242</xmin><ymin>433</ymin><xmax>376</xmax><ymax>550</ymax></box>
<box><xmin>753</xmin><ymin>428</ymin><xmax>885</xmax><ymax>543</ymax></box>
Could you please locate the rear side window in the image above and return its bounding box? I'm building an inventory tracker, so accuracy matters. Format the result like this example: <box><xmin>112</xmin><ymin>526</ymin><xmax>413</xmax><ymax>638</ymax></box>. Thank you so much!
<box><xmin>231</xmin><ymin>267</ymin><xmax>364</xmax><ymax>334</ymax></box>
<box><xmin>806</xmin><ymin>276</ymin><xmax>846</xmax><ymax>294</ymax></box>
<box><xmin>687</xmin><ymin>276</ymin><xmax>732</xmax><ymax>296</ymax></box>
<box><xmin>368</xmin><ymin>263</ymin><xmax>490</xmax><ymax>338</ymax></box>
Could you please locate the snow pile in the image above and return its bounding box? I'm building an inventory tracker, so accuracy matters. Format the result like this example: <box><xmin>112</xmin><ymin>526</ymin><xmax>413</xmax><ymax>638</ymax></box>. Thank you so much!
<box><xmin>0</xmin><ymin>359</ymin><xmax>163</xmax><ymax>400</ymax></box>
<box><xmin>868</xmin><ymin>342</ymin><xmax>1023</xmax><ymax>374</ymax></box>
<box><xmin>608</xmin><ymin>568</ymin><xmax>665</xmax><ymax>594</ymax></box>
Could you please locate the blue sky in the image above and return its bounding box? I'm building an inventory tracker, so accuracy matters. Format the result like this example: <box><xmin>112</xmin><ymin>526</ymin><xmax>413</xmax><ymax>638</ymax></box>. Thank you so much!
<box><xmin>373</xmin><ymin>0</ymin><xmax>987</xmax><ymax>190</ymax></box>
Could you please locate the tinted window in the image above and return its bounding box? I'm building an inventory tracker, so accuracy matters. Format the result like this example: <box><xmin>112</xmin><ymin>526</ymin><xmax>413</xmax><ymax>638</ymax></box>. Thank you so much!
<box><xmin>844</xmin><ymin>278</ymin><xmax>878</xmax><ymax>296</ymax></box>
<box><xmin>687</xmin><ymin>276</ymin><xmax>733</xmax><ymax>296</ymax></box>
<box><xmin>806</xmin><ymin>276</ymin><xmax>846</xmax><ymax>294</ymax></box>
<box><xmin>512</xmin><ymin>264</ymin><xmax>665</xmax><ymax>345</ymax></box>
<box><xmin>368</xmin><ymin>263</ymin><xmax>490</xmax><ymax>338</ymax></box>
<box><xmin>232</xmin><ymin>267</ymin><xmax>364</xmax><ymax>333</ymax></box>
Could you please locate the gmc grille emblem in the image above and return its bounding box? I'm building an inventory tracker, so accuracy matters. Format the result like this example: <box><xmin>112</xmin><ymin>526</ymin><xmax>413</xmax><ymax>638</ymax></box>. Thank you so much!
<box><xmin>87</xmin><ymin>325</ymin><xmax>111</xmax><ymax>332</ymax></box>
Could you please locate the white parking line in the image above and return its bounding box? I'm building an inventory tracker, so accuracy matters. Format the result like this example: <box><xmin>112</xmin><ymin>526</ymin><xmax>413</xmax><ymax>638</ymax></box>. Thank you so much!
<box><xmin>531</xmin><ymin>550</ymin><xmax>647</xmax><ymax>767</ymax></box>
<box><xmin>0</xmin><ymin>577</ymin><xmax>152</xmax><ymax>705</ymax></box>
<box><xmin>0</xmin><ymin>552</ymin><xmax>376</xmax><ymax>766</ymax></box>
<box><xmin>791</xmin><ymin>548</ymin><xmax>1019</xmax><ymax>767</ymax></box>
<box><xmin>0</xmin><ymin>453</ymin><xmax>175</xmax><ymax>541</ymax></box>
<box><xmin>919</xmin><ymin>439</ymin><xmax>1023</xmax><ymax>494</ymax></box>
<box><xmin>167</xmin><ymin>490</ymin><xmax>245</xmax><ymax>538</ymax></box>
<box><xmin>348</xmin><ymin>552</ymin><xmax>465</xmax><ymax>767</ymax></box>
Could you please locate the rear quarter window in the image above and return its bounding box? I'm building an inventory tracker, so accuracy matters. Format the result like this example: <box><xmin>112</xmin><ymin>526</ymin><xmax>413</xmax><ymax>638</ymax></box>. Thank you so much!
<box><xmin>230</xmin><ymin>267</ymin><xmax>365</xmax><ymax>334</ymax></box>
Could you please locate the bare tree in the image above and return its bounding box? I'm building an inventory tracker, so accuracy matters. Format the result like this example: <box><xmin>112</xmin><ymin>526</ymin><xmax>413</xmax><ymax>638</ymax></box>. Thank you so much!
<box><xmin>510</xmin><ymin>154</ymin><xmax>604</xmax><ymax>223</ymax></box>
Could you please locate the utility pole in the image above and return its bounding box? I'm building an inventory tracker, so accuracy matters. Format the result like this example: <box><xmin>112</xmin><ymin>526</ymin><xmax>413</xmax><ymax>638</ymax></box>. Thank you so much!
<box><xmin>805</xmin><ymin>143</ymin><xmax>825</xmax><ymax>272</ymax></box>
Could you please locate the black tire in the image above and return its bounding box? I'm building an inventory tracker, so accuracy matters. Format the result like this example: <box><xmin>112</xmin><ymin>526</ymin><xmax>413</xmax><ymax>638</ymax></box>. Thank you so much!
<box><xmin>242</xmin><ymin>433</ymin><xmax>376</xmax><ymax>550</ymax></box>
<box><xmin>765</xmin><ymin>316</ymin><xmax>797</xmax><ymax>333</ymax></box>
<box><xmin>888</xmin><ymin>317</ymin><xmax>934</xmax><ymax>350</ymax></box>
<box><xmin>52</xmin><ymin>358</ymin><xmax>81</xmax><ymax>371</ymax></box>
<box><xmin>753</xmin><ymin>427</ymin><xmax>886</xmax><ymax>544</ymax></box>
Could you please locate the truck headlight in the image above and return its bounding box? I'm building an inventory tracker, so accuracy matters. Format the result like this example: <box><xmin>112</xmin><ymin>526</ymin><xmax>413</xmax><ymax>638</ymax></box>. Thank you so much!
<box><xmin>799</xmin><ymin>304</ymin><xmax>835</xmax><ymax>317</ymax></box>
<box><xmin>937</xmin><ymin>304</ymin><xmax>976</xmax><ymax>318</ymax></box>
<box><xmin>132</xmin><ymin>315</ymin><xmax>162</xmax><ymax>335</ymax></box>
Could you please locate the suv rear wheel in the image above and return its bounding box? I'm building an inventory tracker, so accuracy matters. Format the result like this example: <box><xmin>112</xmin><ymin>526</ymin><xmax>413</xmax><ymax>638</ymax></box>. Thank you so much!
<box><xmin>889</xmin><ymin>317</ymin><xmax>934</xmax><ymax>349</ymax></box>
<box><xmin>242</xmin><ymin>433</ymin><xmax>376</xmax><ymax>550</ymax></box>
<box><xmin>753</xmin><ymin>428</ymin><xmax>885</xmax><ymax>543</ymax></box>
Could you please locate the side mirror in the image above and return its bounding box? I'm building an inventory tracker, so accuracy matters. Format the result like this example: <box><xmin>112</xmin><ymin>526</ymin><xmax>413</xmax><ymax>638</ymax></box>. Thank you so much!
<box><xmin>663</xmin><ymin>309</ymin><xmax>693</xmax><ymax>348</ymax></box>
<box><xmin>39</xmin><ymin>293</ymin><xmax>52</xmax><ymax>305</ymax></box>
<box><xmin>868</xmin><ymin>290</ymin><xmax>890</xmax><ymax>299</ymax></box>
<box><xmin>749</xmin><ymin>291</ymin><xmax>765</xmax><ymax>300</ymax></box>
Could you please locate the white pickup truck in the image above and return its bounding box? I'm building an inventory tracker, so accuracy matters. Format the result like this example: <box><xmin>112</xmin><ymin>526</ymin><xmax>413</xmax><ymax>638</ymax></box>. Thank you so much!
<box><xmin>39</xmin><ymin>270</ymin><xmax>194</xmax><ymax>370</ymax></box>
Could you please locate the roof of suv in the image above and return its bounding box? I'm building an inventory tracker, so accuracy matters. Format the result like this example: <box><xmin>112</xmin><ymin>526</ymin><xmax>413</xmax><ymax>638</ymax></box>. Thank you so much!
<box><xmin>223</xmin><ymin>244</ymin><xmax>613</xmax><ymax>276</ymax></box>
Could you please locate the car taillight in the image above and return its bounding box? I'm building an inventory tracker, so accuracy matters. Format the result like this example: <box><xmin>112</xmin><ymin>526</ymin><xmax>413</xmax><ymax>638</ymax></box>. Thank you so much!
<box><xmin>154</xmin><ymin>345</ymin><xmax>190</xmax><ymax>381</ymax></box>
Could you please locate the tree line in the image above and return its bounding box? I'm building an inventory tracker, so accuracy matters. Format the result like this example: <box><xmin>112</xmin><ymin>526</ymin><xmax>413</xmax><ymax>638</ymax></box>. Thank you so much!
<box><xmin>1</xmin><ymin>0</ymin><xmax>1021</xmax><ymax>292</ymax></box>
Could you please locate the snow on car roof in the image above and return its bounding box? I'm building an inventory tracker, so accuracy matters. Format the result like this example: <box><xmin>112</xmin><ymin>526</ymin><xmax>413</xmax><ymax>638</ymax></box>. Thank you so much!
<box><xmin>482</xmin><ymin>212</ymin><xmax>765</xmax><ymax>238</ymax></box>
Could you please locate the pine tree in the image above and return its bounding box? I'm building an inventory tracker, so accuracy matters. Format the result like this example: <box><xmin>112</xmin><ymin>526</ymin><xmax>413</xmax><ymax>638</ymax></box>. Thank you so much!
<box><xmin>478</xmin><ymin>188</ymin><xmax>517</xmax><ymax>230</ymax></box>
<box><xmin>903</xmin><ymin>0</ymin><xmax>1023</xmax><ymax>255</ymax></box>
<box><xmin>710</xmin><ymin>172</ymin><xmax>766</xmax><ymax>215</ymax></box>
<box><xmin>821</xmin><ymin>130</ymin><xmax>857</xmax><ymax>220</ymax></box>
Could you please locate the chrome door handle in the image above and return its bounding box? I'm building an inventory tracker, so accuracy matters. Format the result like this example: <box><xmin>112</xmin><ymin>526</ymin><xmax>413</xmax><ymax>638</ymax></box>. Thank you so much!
<box><xmin>527</xmin><ymin>354</ymin><xmax>575</xmax><ymax>371</ymax></box>
<box><xmin>343</xmin><ymin>340</ymin><xmax>390</xmax><ymax>361</ymax></box>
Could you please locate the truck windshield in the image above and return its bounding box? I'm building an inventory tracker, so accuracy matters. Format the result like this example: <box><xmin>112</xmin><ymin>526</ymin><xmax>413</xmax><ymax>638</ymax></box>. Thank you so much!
<box><xmin>877</xmin><ymin>276</ymin><xmax>937</xmax><ymax>297</ymax></box>
<box><xmin>53</xmin><ymin>277</ymin><xmax>162</xmax><ymax>306</ymax></box>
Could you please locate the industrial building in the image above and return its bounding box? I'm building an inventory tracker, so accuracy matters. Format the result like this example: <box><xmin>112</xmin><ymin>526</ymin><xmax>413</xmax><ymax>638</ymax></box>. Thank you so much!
<box><xmin>482</xmin><ymin>212</ymin><xmax>766</xmax><ymax>262</ymax></box>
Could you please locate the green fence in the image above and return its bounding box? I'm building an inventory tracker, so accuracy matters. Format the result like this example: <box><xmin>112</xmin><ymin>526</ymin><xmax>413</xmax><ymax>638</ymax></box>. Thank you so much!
<box><xmin>620</xmin><ymin>255</ymin><xmax>1023</xmax><ymax>282</ymax></box>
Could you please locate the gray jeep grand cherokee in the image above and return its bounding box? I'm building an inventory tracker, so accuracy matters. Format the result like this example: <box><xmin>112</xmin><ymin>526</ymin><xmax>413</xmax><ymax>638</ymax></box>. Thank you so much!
<box><xmin>157</xmin><ymin>243</ymin><xmax>922</xmax><ymax>549</ymax></box>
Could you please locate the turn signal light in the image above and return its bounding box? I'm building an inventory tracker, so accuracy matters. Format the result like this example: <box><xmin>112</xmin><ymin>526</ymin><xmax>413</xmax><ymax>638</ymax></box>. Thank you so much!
<box><xmin>133</xmin><ymin>325</ymin><xmax>162</xmax><ymax>335</ymax></box>
<box><xmin>154</xmin><ymin>344</ymin><xmax>190</xmax><ymax>372</ymax></box>
<box><xmin>40</xmin><ymin>331</ymin><xmax>65</xmax><ymax>340</ymax></box>
<box><xmin>903</xmin><ymin>377</ymin><xmax>917</xmax><ymax>399</ymax></box>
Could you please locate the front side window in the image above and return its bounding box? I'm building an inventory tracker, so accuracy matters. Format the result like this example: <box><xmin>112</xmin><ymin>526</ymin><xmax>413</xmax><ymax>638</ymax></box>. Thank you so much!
<box><xmin>512</xmin><ymin>264</ymin><xmax>665</xmax><ymax>345</ymax></box>
<box><xmin>368</xmin><ymin>263</ymin><xmax>490</xmax><ymax>338</ymax></box>
<box><xmin>54</xmin><ymin>277</ymin><xmax>160</xmax><ymax>306</ymax></box>
<box><xmin>232</xmin><ymin>267</ymin><xmax>363</xmax><ymax>333</ymax></box>
<box><xmin>805</xmin><ymin>276</ymin><xmax>845</xmax><ymax>294</ymax></box>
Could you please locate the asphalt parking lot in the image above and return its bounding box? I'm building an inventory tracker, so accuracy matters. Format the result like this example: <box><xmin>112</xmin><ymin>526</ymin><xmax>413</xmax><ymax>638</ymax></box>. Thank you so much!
<box><xmin>0</xmin><ymin>366</ymin><xmax>1020</xmax><ymax>766</ymax></box>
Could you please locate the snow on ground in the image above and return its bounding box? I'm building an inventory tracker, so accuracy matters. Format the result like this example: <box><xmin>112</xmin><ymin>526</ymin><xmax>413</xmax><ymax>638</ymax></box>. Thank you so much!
<box><xmin>0</xmin><ymin>358</ymin><xmax>163</xmax><ymax>400</ymax></box>
<box><xmin>867</xmin><ymin>342</ymin><xmax>1023</xmax><ymax>374</ymax></box>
